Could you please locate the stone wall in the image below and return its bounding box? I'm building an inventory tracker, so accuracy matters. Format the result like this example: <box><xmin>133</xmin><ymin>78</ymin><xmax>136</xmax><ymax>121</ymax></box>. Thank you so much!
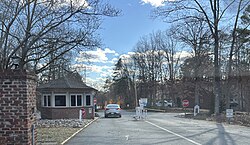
<box><xmin>0</xmin><ymin>70</ymin><xmax>37</xmax><ymax>145</ymax></box>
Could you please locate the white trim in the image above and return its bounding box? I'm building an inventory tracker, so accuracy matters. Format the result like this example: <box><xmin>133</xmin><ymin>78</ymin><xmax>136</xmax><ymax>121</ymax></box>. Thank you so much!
<box><xmin>66</xmin><ymin>92</ymin><xmax>70</xmax><ymax>107</ymax></box>
<box><xmin>51</xmin><ymin>91</ymin><xmax>55</xmax><ymax>107</ymax></box>
<box><xmin>83</xmin><ymin>93</ymin><xmax>86</xmax><ymax>106</ymax></box>
<box><xmin>41</xmin><ymin>92</ymin><xmax>93</xmax><ymax>108</ymax></box>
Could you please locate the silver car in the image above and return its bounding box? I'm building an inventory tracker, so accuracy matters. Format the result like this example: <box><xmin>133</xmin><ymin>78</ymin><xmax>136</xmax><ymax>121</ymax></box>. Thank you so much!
<box><xmin>104</xmin><ymin>104</ymin><xmax>121</xmax><ymax>118</ymax></box>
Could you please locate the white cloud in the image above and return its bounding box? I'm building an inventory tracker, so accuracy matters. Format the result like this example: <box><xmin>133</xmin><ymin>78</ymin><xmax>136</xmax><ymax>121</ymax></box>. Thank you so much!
<box><xmin>63</xmin><ymin>0</ymin><xmax>88</xmax><ymax>6</ymax></box>
<box><xmin>72</xmin><ymin>47</ymin><xmax>120</xmax><ymax>90</ymax></box>
<box><xmin>141</xmin><ymin>0</ymin><xmax>165</xmax><ymax>7</ymax></box>
<box><xmin>43</xmin><ymin>0</ymin><xmax>89</xmax><ymax>8</ymax></box>
<box><xmin>119</xmin><ymin>52</ymin><xmax>135</xmax><ymax>61</ymax></box>
<box><xmin>100</xmin><ymin>68</ymin><xmax>114</xmax><ymax>77</ymax></box>
<box><xmin>86</xmin><ymin>77</ymin><xmax>102</xmax><ymax>90</ymax></box>
<box><xmin>77</xmin><ymin>49</ymin><xmax>190</xmax><ymax>90</ymax></box>
<box><xmin>84</xmin><ymin>66</ymin><xmax>115</xmax><ymax>91</ymax></box>
<box><xmin>90</xmin><ymin>65</ymin><xmax>113</xmax><ymax>73</ymax></box>
<box><xmin>111</xmin><ymin>58</ymin><xmax>119</xmax><ymax>64</ymax></box>
<box><xmin>141</xmin><ymin>0</ymin><xmax>176</xmax><ymax>7</ymax></box>
<box><xmin>72</xmin><ymin>63</ymin><xmax>114</xmax><ymax>74</ymax></box>
<box><xmin>76</xmin><ymin>48</ymin><xmax>119</xmax><ymax>63</ymax></box>
<box><xmin>103</xmin><ymin>48</ymin><xmax>117</xmax><ymax>54</ymax></box>
<box><xmin>175</xmin><ymin>51</ymin><xmax>192</xmax><ymax>60</ymax></box>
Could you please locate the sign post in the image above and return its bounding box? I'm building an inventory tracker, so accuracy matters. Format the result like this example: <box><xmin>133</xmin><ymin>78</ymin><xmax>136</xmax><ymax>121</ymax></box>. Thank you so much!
<box><xmin>94</xmin><ymin>98</ymin><xmax>97</xmax><ymax>112</ymax></box>
<box><xmin>79</xmin><ymin>109</ymin><xmax>82</xmax><ymax>121</ymax></box>
<box><xmin>79</xmin><ymin>108</ymin><xmax>86</xmax><ymax>122</ymax></box>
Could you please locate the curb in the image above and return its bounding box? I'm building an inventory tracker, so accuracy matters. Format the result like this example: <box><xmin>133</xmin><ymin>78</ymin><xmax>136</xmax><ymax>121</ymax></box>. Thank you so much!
<box><xmin>145</xmin><ymin>108</ymin><xmax>166</xmax><ymax>112</ymax></box>
<box><xmin>60</xmin><ymin>117</ymin><xmax>99</xmax><ymax>145</ymax></box>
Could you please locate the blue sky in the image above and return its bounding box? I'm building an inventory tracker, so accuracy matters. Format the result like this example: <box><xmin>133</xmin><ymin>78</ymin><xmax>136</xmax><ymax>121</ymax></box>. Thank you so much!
<box><xmin>74</xmin><ymin>0</ymin><xmax>169</xmax><ymax>90</ymax></box>
<box><xmin>99</xmin><ymin>0</ymin><xmax>168</xmax><ymax>54</ymax></box>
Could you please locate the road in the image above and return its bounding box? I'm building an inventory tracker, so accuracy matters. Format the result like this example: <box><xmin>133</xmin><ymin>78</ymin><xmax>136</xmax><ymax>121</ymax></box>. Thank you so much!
<box><xmin>65</xmin><ymin>110</ymin><xmax>250</xmax><ymax>145</ymax></box>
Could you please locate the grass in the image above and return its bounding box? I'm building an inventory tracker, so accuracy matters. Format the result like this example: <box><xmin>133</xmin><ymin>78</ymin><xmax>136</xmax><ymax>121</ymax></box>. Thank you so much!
<box><xmin>37</xmin><ymin>127</ymin><xmax>81</xmax><ymax>144</ymax></box>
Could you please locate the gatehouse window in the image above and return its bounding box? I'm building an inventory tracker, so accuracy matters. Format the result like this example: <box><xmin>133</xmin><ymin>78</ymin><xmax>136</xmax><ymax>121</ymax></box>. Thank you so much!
<box><xmin>71</xmin><ymin>94</ymin><xmax>82</xmax><ymax>106</ymax></box>
<box><xmin>86</xmin><ymin>95</ymin><xmax>91</xmax><ymax>106</ymax></box>
<box><xmin>55</xmin><ymin>95</ymin><xmax>66</xmax><ymax>106</ymax></box>
<box><xmin>43</xmin><ymin>95</ymin><xmax>51</xmax><ymax>107</ymax></box>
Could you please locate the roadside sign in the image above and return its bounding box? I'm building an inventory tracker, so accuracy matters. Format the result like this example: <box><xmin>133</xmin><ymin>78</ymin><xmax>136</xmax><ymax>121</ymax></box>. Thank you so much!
<box><xmin>94</xmin><ymin>98</ymin><xmax>97</xmax><ymax>104</ymax></box>
<box><xmin>182</xmin><ymin>99</ymin><xmax>189</xmax><ymax>107</ymax></box>
<box><xmin>139</xmin><ymin>98</ymin><xmax>148</xmax><ymax>107</ymax></box>
<box><xmin>226</xmin><ymin>109</ymin><xmax>233</xmax><ymax>118</ymax></box>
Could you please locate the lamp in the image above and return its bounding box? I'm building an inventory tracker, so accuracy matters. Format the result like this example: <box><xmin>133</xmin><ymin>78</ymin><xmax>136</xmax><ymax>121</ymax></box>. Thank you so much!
<box><xmin>12</xmin><ymin>54</ymin><xmax>21</xmax><ymax>69</ymax></box>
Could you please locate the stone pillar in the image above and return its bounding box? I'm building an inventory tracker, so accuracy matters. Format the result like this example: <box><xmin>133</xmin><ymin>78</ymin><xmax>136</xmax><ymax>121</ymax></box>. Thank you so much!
<box><xmin>0</xmin><ymin>70</ymin><xmax>37</xmax><ymax>145</ymax></box>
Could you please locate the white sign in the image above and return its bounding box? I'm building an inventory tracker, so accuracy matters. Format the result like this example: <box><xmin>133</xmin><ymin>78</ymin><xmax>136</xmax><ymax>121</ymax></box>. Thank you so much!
<box><xmin>194</xmin><ymin>105</ymin><xmax>200</xmax><ymax>116</ymax></box>
<box><xmin>89</xmin><ymin>108</ymin><xmax>92</xmax><ymax>114</ymax></box>
<box><xmin>226</xmin><ymin>109</ymin><xmax>233</xmax><ymax>118</ymax></box>
<box><xmin>139</xmin><ymin>98</ymin><xmax>148</xmax><ymax>107</ymax></box>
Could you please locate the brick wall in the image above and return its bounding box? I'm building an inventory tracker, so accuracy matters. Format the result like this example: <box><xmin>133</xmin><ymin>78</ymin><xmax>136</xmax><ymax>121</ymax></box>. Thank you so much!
<box><xmin>39</xmin><ymin>106</ymin><xmax>95</xmax><ymax>119</ymax></box>
<box><xmin>0</xmin><ymin>70</ymin><xmax>37</xmax><ymax>145</ymax></box>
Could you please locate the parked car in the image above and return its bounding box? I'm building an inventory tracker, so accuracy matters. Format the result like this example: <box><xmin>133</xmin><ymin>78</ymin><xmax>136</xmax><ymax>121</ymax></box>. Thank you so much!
<box><xmin>155</xmin><ymin>100</ymin><xmax>173</xmax><ymax>107</ymax></box>
<box><xmin>104</xmin><ymin>104</ymin><xmax>121</xmax><ymax>118</ymax></box>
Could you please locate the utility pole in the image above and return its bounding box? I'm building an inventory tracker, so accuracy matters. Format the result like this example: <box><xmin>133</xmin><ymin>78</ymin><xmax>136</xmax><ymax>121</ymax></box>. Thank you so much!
<box><xmin>84</xmin><ymin>65</ymin><xmax>87</xmax><ymax>83</ymax></box>
<box><xmin>134</xmin><ymin>79</ymin><xmax>138</xmax><ymax>107</ymax></box>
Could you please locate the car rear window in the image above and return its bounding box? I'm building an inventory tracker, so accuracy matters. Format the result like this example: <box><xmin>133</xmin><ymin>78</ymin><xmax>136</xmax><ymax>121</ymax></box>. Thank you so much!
<box><xmin>107</xmin><ymin>104</ymin><xmax>119</xmax><ymax>108</ymax></box>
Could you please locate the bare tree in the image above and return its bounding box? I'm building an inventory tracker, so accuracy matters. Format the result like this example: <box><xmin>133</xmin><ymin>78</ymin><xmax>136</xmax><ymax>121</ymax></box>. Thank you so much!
<box><xmin>157</xmin><ymin>30</ymin><xmax>180</xmax><ymax>107</ymax></box>
<box><xmin>133</xmin><ymin>33</ymin><xmax>162</xmax><ymax>106</ymax></box>
<box><xmin>0</xmin><ymin>0</ymin><xmax>119</xmax><ymax>73</ymax></box>
<box><xmin>132</xmin><ymin>31</ymin><xmax>181</xmax><ymax>107</ymax></box>
<box><xmin>170</xmin><ymin>18</ymin><xmax>212</xmax><ymax>110</ymax></box>
<box><xmin>225</xmin><ymin>1</ymin><xmax>250</xmax><ymax>109</ymax></box>
<box><xmin>153</xmin><ymin>0</ymin><xmax>249</xmax><ymax>118</ymax></box>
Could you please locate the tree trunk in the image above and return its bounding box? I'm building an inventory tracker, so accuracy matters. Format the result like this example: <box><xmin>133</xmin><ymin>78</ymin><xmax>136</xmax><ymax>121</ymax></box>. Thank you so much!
<box><xmin>213</xmin><ymin>0</ymin><xmax>221</xmax><ymax>121</ymax></box>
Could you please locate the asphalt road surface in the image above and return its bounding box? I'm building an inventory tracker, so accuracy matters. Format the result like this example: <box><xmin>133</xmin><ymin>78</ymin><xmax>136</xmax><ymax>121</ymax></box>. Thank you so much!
<box><xmin>65</xmin><ymin>110</ymin><xmax>250</xmax><ymax>145</ymax></box>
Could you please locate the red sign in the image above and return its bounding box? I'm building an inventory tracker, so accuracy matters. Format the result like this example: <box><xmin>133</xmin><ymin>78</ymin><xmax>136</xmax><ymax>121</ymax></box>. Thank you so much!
<box><xmin>182</xmin><ymin>100</ymin><xmax>189</xmax><ymax>107</ymax></box>
<box><xmin>94</xmin><ymin>98</ymin><xmax>97</xmax><ymax>104</ymax></box>
<box><xmin>81</xmin><ymin>108</ymin><xmax>86</xmax><ymax>117</ymax></box>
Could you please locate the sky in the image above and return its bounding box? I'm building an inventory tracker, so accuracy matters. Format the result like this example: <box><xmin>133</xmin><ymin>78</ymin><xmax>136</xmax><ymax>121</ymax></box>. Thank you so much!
<box><xmin>74</xmin><ymin>0</ymin><xmax>170</xmax><ymax>90</ymax></box>
<box><xmin>98</xmin><ymin>0</ymin><xmax>168</xmax><ymax>54</ymax></box>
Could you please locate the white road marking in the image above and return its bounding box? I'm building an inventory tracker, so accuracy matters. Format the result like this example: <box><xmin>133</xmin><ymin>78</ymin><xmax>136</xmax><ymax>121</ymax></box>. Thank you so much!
<box><xmin>125</xmin><ymin>135</ymin><xmax>129</xmax><ymax>140</ymax></box>
<box><xmin>145</xmin><ymin>121</ymin><xmax>202</xmax><ymax>145</ymax></box>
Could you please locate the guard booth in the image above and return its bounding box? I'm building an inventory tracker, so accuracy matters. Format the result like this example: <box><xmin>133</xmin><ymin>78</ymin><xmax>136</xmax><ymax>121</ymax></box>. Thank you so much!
<box><xmin>37</xmin><ymin>73</ymin><xmax>97</xmax><ymax>119</ymax></box>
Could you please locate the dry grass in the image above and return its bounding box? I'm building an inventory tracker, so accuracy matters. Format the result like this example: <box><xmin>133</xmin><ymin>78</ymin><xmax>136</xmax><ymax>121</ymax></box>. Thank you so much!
<box><xmin>37</xmin><ymin>127</ymin><xmax>81</xmax><ymax>144</ymax></box>
<box><xmin>36</xmin><ymin>118</ymin><xmax>96</xmax><ymax>144</ymax></box>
